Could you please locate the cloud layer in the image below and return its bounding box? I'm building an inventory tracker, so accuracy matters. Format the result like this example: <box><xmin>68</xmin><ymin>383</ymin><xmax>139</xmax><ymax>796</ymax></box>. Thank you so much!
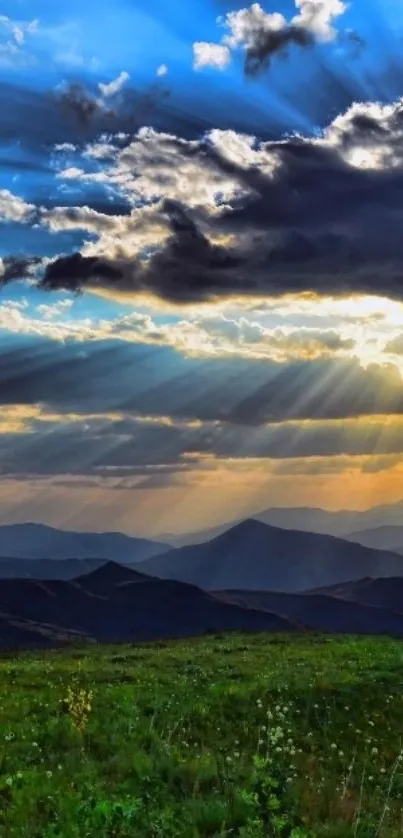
<box><xmin>3</xmin><ymin>94</ymin><xmax>403</xmax><ymax>306</ymax></box>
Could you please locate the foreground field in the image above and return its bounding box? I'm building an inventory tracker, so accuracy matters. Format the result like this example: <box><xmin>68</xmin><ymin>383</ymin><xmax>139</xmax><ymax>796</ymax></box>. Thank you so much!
<box><xmin>1</xmin><ymin>634</ymin><xmax>403</xmax><ymax>837</ymax></box>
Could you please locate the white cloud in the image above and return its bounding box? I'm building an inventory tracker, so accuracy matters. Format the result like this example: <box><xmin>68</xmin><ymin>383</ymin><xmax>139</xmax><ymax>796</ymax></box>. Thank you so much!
<box><xmin>0</xmin><ymin>15</ymin><xmax>38</xmax><ymax>45</ymax></box>
<box><xmin>46</xmin><ymin>126</ymin><xmax>248</xmax><ymax>265</ymax></box>
<box><xmin>222</xmin><ymin>6</ymin><xmax>286</xmax><ymax>49</ymax></box>
<box><xmin>36</xmin><ymin>300</ymin><xmax>73</xmax><ymax>320</ymax></box>
<box><xmin>0</xmin><ymin>298</ymin><xmax>359</xmax><ymax>363</ymax></box>
<box><xmin>0</xmin><ymin>301</ymin><xmax>94</xmax><ymax>342</ymax></box>
<box><xmin>0</xmin><ymin>14</ymin><xmax>38</xmax><ymax>67</ymax></box>
<box><xmin>292</xmin><ymin>0</ymin><xmax>347</xmax><ymax>41</ymax></box>
<box><xmin>98</xmin><ymin>71</ymin><xmax>130</xmax><ymax>98</ymax></box>
<box><xmin>193</xmin><ymin>42</ymin><xmax>231</xmax><ymax>70</ymax></box>
<box><xmin>322</xmin><ymin>98</ymin><xmax>403</xmax><ymax>169</ymax></box>
<box><xmin>80</xmin><ymin>126</ymin><xmax>247</xmax><ymax>208</ymax></box>
<box><xmin>156</xmin><ymin>64</ymin><xmax>168</xmax><ymax>76</ymax></box>
<box><xmin>54</xmin><ymin>142</ymin><xmax>78</xmax><ymax>153</ymax></box>
<box><xmin>41</xmin><ymin>202</ymin><xmax>170</xmax><ymax>259</ymax></box>
<box><xmin>0</xmin><ymin>189</ymin><xmax>35</xmax><ymax>223</ymax></box>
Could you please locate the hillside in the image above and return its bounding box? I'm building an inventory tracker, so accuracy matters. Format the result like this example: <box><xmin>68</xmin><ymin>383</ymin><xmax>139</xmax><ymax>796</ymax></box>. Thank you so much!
<box><xmin>138</xmin><ymin>519</ymin><xmax>403</xmax><ymax>592</ymax></box>
<box><xmin>0</xmin><ymin>563</ymin><xmax>296</xmax><ymax>649</ymax></box>
<box><xmin>77</xmin><ymin>560</ymin><xmax>152</xmax><ymax>594</ymax></box>
<box><xmin>0</xmin><ymin>612</ymin><xmax>69</xmax><ymax>648</ymax></box>
<box><xmin>308</xmin><ymin>576</ymin><xmax>403</xmax><ymax>612</ymax></box>
<box><xmin>3</xmin><ymin>558</ymin><xmax>403</xmax><ymax>649</ymax></box>
<box><xmin>0</xmin><ymin>523</ymin><xmax>169</xmax><ymax>563</ymax></box>
<box><xmin>214</xmin><ymin>589</ymin><xmax>403</xmax><ymax>635</ymax></box>
<box><xmin>3</xmin><ymin>634</ymin><xmax>403</xmax><ymax>836</ymax></box>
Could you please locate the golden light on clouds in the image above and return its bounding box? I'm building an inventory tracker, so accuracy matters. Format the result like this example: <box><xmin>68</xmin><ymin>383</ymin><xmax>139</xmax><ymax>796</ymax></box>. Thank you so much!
<box><xmin>2</xmin><ymin>452</ymin><xmax>403</xmax><ymax>536</ymax></box>
<box><xmin>4</xmin><ymin>291</ymin><xmax>403</xmax><ymax>371</ymax></box>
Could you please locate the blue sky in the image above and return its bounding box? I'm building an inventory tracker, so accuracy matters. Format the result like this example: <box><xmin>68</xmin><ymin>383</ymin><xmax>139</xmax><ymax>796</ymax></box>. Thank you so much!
<box><xmin>2</xmin><ymin>0</ymin><xmax>403</xmax><ymax>535</ymax></box>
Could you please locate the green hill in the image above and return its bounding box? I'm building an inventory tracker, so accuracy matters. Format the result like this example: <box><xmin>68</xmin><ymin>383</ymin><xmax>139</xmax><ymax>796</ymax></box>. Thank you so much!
<box><xmin>1</xmin><ymin>633</ymin><xmax>403</xmax><ymax>837</ymax></box>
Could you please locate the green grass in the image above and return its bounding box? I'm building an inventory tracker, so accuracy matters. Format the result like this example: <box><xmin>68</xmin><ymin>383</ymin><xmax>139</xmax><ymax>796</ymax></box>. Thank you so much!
<box><xmin>2</xmin><ymin>633</ymin><xmax>403</xmax><ymax>836</ymax></box>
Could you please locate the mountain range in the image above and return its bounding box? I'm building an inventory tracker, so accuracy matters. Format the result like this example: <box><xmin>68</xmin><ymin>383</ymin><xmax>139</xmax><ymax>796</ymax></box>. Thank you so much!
<box><xmin>0</xmin><ymin>523</ymin><xmax>169</xmax><ymax>563</ymax></box>
<box><xmin>0</xmin><ymin>561</ymin><xmax>297</xmax><ymax>649</ymax></box>
<box><xmin>2</xmin><ymin>515</ymin><xmax>403</xmax><ymax>650</ymax></box>
<box><xmin>0</xmin><ymin>558</ymin><xmax>108</xmax><ymax>580</ymax></box>
<box><xmin>2</xmin><ymin>559</ymin><xmax>403</xmax><ymax>651</ymax></box>
<box><xmin>3</xmin><ymin>519</ymin><xmax>403</xmax><ymax>593</ymax></box>
<box><xmin>162</xmin><ymin>499</ymin><xmax>403</xmax><ymax>546</ymax></box>
<box><xmin>0</xmin><ymin>557</ymin><xmax>129</xmax><ymax>581</ymax></box>
<box><xmin>345</xmin><ymin>525</ymin><xmax>403</xmax><ymax>553</ymax></box>
<box><xmin>137</xmin><ymin>519</ymin><xmax>403</xmax><ymax>592</ymax></box>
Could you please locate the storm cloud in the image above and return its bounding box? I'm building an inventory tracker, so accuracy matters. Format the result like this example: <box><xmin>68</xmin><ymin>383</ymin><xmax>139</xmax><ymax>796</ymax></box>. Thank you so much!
<box><xmin>5</xmin><ymin>95</ymin><xmax>403</xmax><ymax>305</ymax></box>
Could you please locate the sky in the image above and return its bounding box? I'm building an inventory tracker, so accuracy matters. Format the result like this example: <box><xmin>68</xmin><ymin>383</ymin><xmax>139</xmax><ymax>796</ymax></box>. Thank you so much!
<box><xmin>2</xmin><ymin>0</ymin><xmax>403</xmax><ymax>536</ymax></box>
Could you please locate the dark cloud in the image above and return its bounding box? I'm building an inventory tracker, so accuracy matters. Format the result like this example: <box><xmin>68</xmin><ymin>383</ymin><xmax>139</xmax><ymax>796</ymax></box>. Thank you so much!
<box><xmin>39</xmin><ymin>200</ymin><xmax>245</xmax><ymax>301</ymax></box>
<box><xmin>337</xmin><ymin>29</ymin><xmax>366</xmax><ymax>61</ymax></box>
<box><xmin>3</xmin><ymin>87</ymin><xmax>403</xmax><ymax>306</ymax></box>
<box><xmin>22</xmin><ymin>145</ymin><xmax>403</xmax><ymax>304</ymax></box>
<box><xmin>244</xmin><ymin>24</ymin><xmax>314</xmax><ymax>76</ymax></box>
<box><xmin>0</xmin><ymin>81</ymin><xmax>173</xmax><ymax>152</ymax></box>
<box><xmin>58</xmin><ymin>83</ymin><xmax>107</xmax><ymax>125</ymax></box>
<box><xmin>42</xmin><ymin>252</ymin><xmax>122</xmax><ymax>293</ymax></box>
<box><xmin>56</xmin><ymin>80</ymin><xmax>170</xmax><ymax>131</ymax></box>
<box><xmin>0</xmin><ymin>257</ymin><xmax>42</xmax><ymax>286</ymax></box>
<box><xmin>345</xmin><ymin>30</ymin><xmax>365</xmax><ymax>47</ymax></box>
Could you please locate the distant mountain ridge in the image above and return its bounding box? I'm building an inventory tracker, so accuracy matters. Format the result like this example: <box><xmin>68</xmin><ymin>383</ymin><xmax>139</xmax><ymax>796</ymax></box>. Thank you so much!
<box><xmin>2</xmin><ymin>516</ymin><xmax>403</xmax><ymax>651</ymax></box>
<box><xmin>0</xmin><ymin>558</ymin><xmax>107</xmax><ymax>580</ymax></box>
<box><xmin>0</xmin><ymin>523</ymin><xmax>169</xmax><ymax>563</ymax></box>
<box><xmin>138</xmin><ymin>518</ymin><xmax>403</xmax><ymax>592</ymax></box>
<box><xmin>345</xmin><ymin>525</ymin><xmax>403</xmax><ymax>553</ymax></box>
<box><xmin>162</xmin><ymin>499</ymin><xmax>403</xmax><ymax>546</ymax></box>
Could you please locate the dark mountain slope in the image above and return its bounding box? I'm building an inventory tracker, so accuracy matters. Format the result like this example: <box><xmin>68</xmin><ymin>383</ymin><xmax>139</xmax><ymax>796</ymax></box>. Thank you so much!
<box><xmin>215</xmin><ymin>590</ymin><xmax>403</xmax><ymax>636</ymax></box>
<box><xmin>77</xmin><ymin>561</ymin><xmax>151</xmax><ymax>595</ymax></box>
<box><xmin>0</xmin><ymin>569</ymin><xmax>297</xmax><ymax>649</ymax></box>
<box><xmin>307</xmin><ymin>577</ymin><xmax>403</xmax><ymax>613</ymax></box>
<box><xmin>0</xmin><ymin>613</ymin><xmax>55</xmax><ymax>649</ymax></box>
<box><xmin>138</xmin><ymin>519</ymin><xmax>403</xmax><ymax>592</ymax></box>
<box><xmin>0</xmin><ymin>609</ymin><xmax>93</xmax><ymax>649</ymax></box>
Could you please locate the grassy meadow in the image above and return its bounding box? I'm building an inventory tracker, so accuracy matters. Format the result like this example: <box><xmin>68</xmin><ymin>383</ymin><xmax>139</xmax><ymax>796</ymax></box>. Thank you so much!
<box><xmin>1</xmin><ymin>633</ymin><xmax>403</xmax><ymax>836</ymax></box>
